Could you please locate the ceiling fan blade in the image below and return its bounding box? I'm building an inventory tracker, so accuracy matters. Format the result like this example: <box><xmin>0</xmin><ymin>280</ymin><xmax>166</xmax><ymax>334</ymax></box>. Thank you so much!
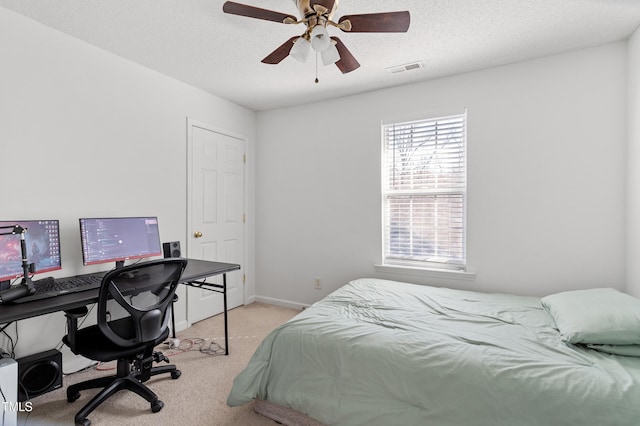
<box><xmin>312</xmin><ymin>0</ymin><xmax>336</xmax><ymax>13</ymax></box>
<box><xmin>331</xmin><ymin>37</ymin><xmax>360</xmax><ymax>74</ymax></box>
<box><xmin>223</xmin><ymin>1</ymin><xmax>297</xmax><ymax>24</ymax></box>
<box><xmin>262</xmin><ymin>37</ymin><xmax>299</xmax><ymax>64</ymax></box>
<box><xmin>339</xmin><ymin>11</ymin><xmax>410</xmax><ymax>33</ymax></box>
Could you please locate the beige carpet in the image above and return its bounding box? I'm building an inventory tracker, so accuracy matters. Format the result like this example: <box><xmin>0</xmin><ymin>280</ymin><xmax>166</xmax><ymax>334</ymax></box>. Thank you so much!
<box><xmin>18</xmin><ymin>303</ymin><xmax>300</xmax><ymax>426</ymax></box>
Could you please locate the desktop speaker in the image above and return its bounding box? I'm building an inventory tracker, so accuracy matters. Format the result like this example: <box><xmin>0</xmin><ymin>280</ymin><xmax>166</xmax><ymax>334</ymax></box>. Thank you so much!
<box><xmin>16</xmin><ymin>349</ymin><xmax>62</xmax><ymax>401</ymax></box>
<box><xmin>163</xmin><ymin>241</ymin><xmax>181</xmax><ymax>258</ymax></box>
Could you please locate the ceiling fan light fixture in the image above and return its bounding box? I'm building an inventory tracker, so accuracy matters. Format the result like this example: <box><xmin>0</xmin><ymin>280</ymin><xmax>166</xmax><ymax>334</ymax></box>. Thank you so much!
<box><xmin>321</xmin><ymin>43</ymin><xmax>340</xmax><ymax>65</ymax></box>
<box><xmin>222</xmin><ymin>2</ymin><xmax>411</xmax><ymax>78</ymax></box>
<box><xmin>310</xmin><ymin>25</ymin><xmax>331</xmax><ymax>52</ymax></box>
<box><xmin>290</xmin><ymin>37</ymin><xmax>311</xmax><ymax>62</ymax></box>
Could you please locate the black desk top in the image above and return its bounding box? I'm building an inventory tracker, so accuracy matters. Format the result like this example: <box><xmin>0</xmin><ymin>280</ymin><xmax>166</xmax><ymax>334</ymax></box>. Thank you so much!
<box><xmin>181</xmin><ymin>259</ymin><xmax>240</xmax><ymax>282</ymax></box>
<box><xmin>0</xmin><ymin>258</ymin><xmax>240</xmax><ymax>324</ymax></box>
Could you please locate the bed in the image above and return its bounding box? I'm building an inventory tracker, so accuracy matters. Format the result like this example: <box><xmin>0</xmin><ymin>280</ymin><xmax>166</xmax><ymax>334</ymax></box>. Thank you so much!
<box><xmin>227</xmin><ymin>278</ymin><xmax>640</xmax><ymax>425</ymax></box>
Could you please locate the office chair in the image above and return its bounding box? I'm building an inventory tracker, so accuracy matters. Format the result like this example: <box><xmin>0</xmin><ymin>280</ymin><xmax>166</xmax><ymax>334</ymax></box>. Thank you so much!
<box><xmin>62</xmin><ymin>258</ymin><xmax>188</xmax><ymax>426</ymax></box>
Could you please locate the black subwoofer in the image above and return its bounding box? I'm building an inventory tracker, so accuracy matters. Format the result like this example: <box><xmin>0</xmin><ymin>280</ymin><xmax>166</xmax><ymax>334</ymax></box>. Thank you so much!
<box><xmin>17</xmin><ymin>349</ymin><xmax>62</xmax><ymax>401</ymax></box>
<box><xmin>163</xmin><ymin>241</ymin><xmax>181</xmax><ymax>258</ymax></box>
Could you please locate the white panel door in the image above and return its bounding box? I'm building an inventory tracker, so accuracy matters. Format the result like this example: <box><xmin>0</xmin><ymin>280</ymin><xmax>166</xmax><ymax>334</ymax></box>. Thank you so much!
<box><xmin>187</xmin><ymin>119</ymin><xmax>245</xmax><ymax>324</ymax></box>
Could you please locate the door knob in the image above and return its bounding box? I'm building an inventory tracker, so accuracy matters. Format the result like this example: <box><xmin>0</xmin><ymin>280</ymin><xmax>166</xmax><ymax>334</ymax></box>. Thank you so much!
<box><xmin>194</xmin><ymin>231</ymin><xmax>203</xmax><ymax>238</ymax></box>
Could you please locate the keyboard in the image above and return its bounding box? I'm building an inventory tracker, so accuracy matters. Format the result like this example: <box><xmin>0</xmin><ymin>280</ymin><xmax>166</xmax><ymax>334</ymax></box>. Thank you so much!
<box><xmin>13</xmin><ymin>273</ymin><xmax>105</xmax><ymax>304</ymax></box>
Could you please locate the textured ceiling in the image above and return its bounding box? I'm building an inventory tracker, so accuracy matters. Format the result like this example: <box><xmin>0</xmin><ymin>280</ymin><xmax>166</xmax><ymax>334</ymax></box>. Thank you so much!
<box><xmin>2</xmin><ymin>0</ymin><xmax>640</xmax><ymax>111</ymax></box>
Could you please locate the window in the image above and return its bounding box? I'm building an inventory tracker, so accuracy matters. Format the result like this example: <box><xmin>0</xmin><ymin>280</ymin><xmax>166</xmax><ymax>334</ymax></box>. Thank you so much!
<box><xmin>382</xmin><ymin>111</ymin><xmax>467</xmax><ymax>270</ymax></box>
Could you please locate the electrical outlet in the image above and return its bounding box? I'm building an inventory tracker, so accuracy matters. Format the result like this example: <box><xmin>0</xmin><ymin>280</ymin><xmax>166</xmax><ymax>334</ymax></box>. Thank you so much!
<box><xmin>314</xmin><ymin>277</ymin><xmax>322</xmax><ymax>290</ymax></box>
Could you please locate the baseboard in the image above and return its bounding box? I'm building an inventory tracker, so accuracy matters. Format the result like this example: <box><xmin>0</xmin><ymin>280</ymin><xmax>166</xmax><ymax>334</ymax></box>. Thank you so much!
<box><xmin>174</xmin><ymin>295</ymin><xmax>301</xmax><ymax>332</ymax></box>
<box><xmin>254</xmin><ymin>295</ymin><xmax>309</xmax><ymax>311</ymax></box>
<box><xmin>174</xmin><ymin>319</ymin><xmax>189</xmax><ymax>333</ymax></box>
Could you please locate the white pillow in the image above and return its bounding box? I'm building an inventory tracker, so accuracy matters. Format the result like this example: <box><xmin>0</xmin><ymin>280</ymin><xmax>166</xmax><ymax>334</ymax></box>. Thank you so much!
<box><xmin>541</xmin><ymin>288</ymin><xmax>640</xmax><ymax>345</ymax></box>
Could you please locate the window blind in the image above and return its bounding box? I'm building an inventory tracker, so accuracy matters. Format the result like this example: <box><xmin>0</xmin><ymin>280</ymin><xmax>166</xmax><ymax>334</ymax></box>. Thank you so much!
<box><xmin>382</xmin><ymin>112</ymin><xmax>466</xmax><ymax>268</ymax></box>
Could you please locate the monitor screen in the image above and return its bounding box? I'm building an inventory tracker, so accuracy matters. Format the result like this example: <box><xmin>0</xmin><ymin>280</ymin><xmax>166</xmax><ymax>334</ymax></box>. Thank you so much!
<box><xmin>79</xmin><ymin>217</ymin><xmax>162</xmax><ymax>267</ymax></box>
<box><xmin>0</xmin><ymin>220</ymin><xmax>62</xmax><ymax>283</ymax></box>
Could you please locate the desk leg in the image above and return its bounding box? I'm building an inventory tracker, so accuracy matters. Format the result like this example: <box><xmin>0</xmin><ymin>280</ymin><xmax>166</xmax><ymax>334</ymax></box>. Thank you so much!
<box><xmin>223</xmin><ymin>273</ymin><xmax>229</xmax><ymax>355</ymax></box>
<box><xmin>171</xmin><ymin>301</ymin><xmax>177</xmax><ymax>339</ymax></box>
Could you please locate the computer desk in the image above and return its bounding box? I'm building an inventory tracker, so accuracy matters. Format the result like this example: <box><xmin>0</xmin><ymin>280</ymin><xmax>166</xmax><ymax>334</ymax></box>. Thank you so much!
<box><xmin>0</xmin><ymin>258</ymin><xmax>241</xmax><ymax>355</ymax></box>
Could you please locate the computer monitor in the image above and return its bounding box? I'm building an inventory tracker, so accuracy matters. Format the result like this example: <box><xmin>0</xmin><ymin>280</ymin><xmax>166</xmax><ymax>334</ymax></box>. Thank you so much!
<box><xmin>79</xmin><ymin>217</ymin><xmax>162</xmax><ymax>268</ymax></box>
<box><xmin>0</xmin><ymin>220</ymin><xmax>62</xmax><ymax>285</ymax></box>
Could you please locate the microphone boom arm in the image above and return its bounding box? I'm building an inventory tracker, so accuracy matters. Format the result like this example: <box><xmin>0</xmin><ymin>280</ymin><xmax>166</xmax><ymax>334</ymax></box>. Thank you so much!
<box><xmin>0</xmin><ymin>224</ymin><xmax>36</xmax><ymax>299</ymax></box>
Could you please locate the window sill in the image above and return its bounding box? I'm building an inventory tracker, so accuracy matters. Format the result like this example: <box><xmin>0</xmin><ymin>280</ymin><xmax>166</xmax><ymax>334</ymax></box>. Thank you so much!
<box><xmin>374</xmin><ymin>264</ymin><xmax>476</xmax><ymax>281</ymax></box>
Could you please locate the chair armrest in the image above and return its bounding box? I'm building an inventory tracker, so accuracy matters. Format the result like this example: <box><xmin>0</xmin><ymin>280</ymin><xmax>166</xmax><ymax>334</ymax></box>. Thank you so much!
<box><xmin>63</xmin><ymin>306</ymin><xmax>89</xmax><ymax>351</ymax></box>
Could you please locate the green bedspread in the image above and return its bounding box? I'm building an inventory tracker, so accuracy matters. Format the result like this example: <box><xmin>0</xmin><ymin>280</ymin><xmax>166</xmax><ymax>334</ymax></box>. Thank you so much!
<box><xmin>228</xmin><ymin>278</ymin><xmax>640</xmax><ymax>425</ymax></box>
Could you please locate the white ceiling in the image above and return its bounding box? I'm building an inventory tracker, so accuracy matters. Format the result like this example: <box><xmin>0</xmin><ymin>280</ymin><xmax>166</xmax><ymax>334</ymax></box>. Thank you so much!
<box><xmin>2</xmin><ymin>0</ymin><xmax>640</xmax><ymax>111</ymax></box>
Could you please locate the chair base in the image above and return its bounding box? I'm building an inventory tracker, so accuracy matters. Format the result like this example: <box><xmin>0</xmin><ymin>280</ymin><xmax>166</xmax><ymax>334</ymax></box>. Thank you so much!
<box><xmin>68</xmin><ymin>357</ymin><xmax>180</xmax><ymax>426</ymax></box>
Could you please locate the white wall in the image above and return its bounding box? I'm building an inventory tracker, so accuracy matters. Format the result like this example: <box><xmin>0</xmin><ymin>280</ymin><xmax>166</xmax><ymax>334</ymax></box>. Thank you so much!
<box><xmin>0</xmin><ymin>8</ymin><xmax>256</xmax><ymax>360</ymax></box>
<box><xmin>627</xmin><ymin>27</ymin><xmax>640</xmax><ymax>298</ymax></box>
<box><xmin>256</xmin><ymin>42</ymin><xmax>628</xmax><ymax>306</ymax></box>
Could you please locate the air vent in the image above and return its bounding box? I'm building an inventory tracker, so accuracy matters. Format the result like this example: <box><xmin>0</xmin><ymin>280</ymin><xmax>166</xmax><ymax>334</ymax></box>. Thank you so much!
<box><xmin>386</xmin><ymin>61</ymin><xmax>424</xmax><ymax>74</ymax></box>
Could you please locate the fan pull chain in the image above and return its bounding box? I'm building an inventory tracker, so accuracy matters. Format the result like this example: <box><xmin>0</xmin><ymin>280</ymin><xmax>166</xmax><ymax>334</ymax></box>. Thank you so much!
<box><xmin>315</xmin><ymin>52</ymin><xmax>319</xmax><ymax>84</ymax></box>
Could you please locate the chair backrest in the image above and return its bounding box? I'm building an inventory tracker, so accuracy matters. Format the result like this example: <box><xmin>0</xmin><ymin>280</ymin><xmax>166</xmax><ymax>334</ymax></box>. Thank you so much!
<box><xmin>97</xmin><ymin>258</ymin><xmax>188</xmax><ymax>348</ymax></box>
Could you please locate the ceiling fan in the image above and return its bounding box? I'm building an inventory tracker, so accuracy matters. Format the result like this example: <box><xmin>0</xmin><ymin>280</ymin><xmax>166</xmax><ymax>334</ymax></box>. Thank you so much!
<box><xmin>222</xmin><ymin>0</ymin><xmax>410</xmax><ymax>76</ymax></box>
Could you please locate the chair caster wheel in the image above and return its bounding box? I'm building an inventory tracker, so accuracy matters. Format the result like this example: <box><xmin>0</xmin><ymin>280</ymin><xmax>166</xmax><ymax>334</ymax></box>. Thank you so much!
<box><xmin>75</xmin><ymin>418</ymin><xmax>90</xmax><ymax>426</ymax></box>
<box><xmin>151</xmin><ymin>400</ymin><xmax>164</xmax><ymax>413</ymax></box>
<box><xmin>171</xmin><ymin>370</ymin><xmax>181</xmax><ymax>379</ymax></box>
<box><xmin>68</xmin><ymin>391</ymin><xmax>81</xmax><ymax>402</ymax></box>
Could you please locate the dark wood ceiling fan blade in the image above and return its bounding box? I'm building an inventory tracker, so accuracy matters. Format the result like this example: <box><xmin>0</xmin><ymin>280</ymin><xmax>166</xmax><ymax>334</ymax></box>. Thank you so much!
<box><xmin>332</xmin><ymin>37</ymin><xmax>360</xmax><ymax>74</ymax></box>
<box><xmin>312</xmin><ymin>0</ymin><xmax>336</xmax><ymax>13</ymax></box>
<box><xmin>339</xmin><ymin>11</ymin><xmax>410</xmax><ymax>32</ymax></box>
<box><xmin>223</xmin><ymin>1</ymin><xmax>297</xmax><ymax>24</ymax></box>
<box><xmin>261</xmin><ymin>37</ymin><xmax>299</xmax><ymax>64</ymax></box>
